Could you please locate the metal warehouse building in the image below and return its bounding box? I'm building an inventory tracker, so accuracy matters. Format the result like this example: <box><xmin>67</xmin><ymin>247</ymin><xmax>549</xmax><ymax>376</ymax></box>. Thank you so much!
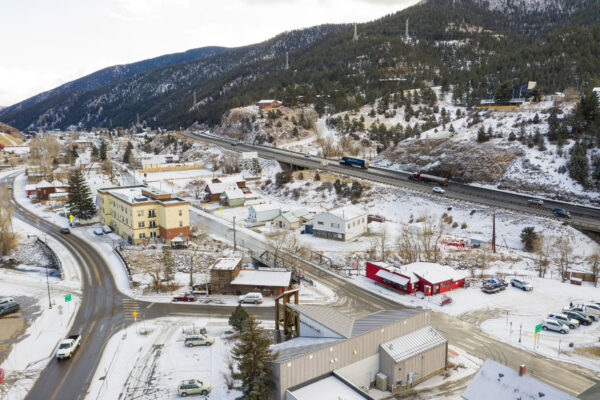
<box><xmin>269</xmin><ymin>303</ymin><xmax>448</xmax><ymax>399</ymax></box>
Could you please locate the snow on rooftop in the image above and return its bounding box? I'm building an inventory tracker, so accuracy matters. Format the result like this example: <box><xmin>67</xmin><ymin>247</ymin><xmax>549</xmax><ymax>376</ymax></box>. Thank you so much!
<box><xmin>462</xmin><ymin>359</ymin><xmax>578</xmax><ymax>400</ymax></box>
<box><xmin>328</xmin><ymin>205</ymin><xmax>366</xmax><ymax>220</ymax></box>
<box><xmin>381</xmin><ymin>326</ymin><xmax>446</xmax><ymax>363</ymax></box>
<box><xmin>250</xmin><ymin>203</ymin><xmax>281</xmax><ymax>212</ymax></box>
<box><xmin>230</xmin><ymin>269</ymin><xmax>291</xmax><ymax>287</ymax></box>
<box><xmin>210</xmin><ymin>257</ymin><xmax>241</xmax><ymax>271</ymax></box>
<box><xmin>397</xmin><ymin>262</ymin><xmax>466</xmax><ymax>284</ymax></box>
<box><xmin>287</xmin><ymin>375</ymin><xmax>368</xmax><ymax>400</ymax></box>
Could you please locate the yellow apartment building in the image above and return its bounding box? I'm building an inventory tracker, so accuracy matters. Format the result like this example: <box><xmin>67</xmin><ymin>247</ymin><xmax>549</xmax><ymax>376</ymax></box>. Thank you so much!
<box><xmin>97</xmin><ymin>185</ymin><xmax>190</xmax><ymax>245</ymax></box>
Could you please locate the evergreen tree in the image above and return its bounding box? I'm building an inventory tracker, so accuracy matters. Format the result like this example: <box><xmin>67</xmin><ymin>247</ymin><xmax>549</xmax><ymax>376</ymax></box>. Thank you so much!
<box><xmin>520</xmin><ymin>227</ymin><xmax>538</xmax><ymax>252</ymax></box>
<box><xmin>314</xmin><ymin>170</ymin><xmax>321</xmax><ymax>181</ymax></box>
<box><xmin>477</xmin><ymin>126</ymin><xmax>489</xmax><ymax>143</ymax></box>
<box><xmin>100</xmin><ymin>140</ymin><xmax>107</xmax><ymax>161</ymax></box>
<box><xmin>66</xmin><ymin>169</ymin><xmax>96</xmax><ymax>220</ymax></box>
<box><xmin>568</xmin><ymin>141</ymin><xmax>590</xmax><ymax>186</ymax></box>
<box><xmin>232</xmin><ymin>316</ymin><xmax>278</xmax><ymax>400</ymax></box>
<box><xmin>91</xmin><ymin>145</ymin><xmax>99</xmax><ymax>159</ymax></box>
<box><xmin>229</xmin><ymin>304</ymin><xmax>250</xmax><ymax>333</ymax></box>
<box><xmin>122</xmin><ymin>142</ymin><xmax>133</xmax><ymax>164</ymax></box>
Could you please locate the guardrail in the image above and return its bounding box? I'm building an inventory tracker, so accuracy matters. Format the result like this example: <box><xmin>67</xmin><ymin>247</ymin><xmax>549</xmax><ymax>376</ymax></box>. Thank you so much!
<box><xmin>114</xmin><ymin>247</ymin><xmax>133</xmax><ymax>287</ymax></box>
<box><xmin>36</xmin><ymin>237</ymin><xmax>64</xmax><ymax>280</ymax></box>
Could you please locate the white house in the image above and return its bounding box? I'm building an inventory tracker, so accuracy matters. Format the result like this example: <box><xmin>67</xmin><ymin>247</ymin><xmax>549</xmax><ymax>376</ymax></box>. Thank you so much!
<box><xmin>312</xmin><ymin>205</ymin><xmax>367</xmax><ymax>241</ymax></box>
<box><xmin>273</xmin><ymin>209</ymin><xmax>312</xmax><ymax>229</ymax></box>
<box><xmin>248</xmin><ymin>204</ymin><xmax>281</xmax><ymax>222</ymax></box>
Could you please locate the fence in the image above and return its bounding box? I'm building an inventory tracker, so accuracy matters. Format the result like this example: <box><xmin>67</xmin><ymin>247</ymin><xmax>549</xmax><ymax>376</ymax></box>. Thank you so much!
<box><xmin>114</xmin><ymin>248</ymin><xmax>133</xmax><ymax>288</ymax></box>
<box><xmin>36</xmin><ymin>237</ymin><xmax>64</xmax><ymax>280</ymax></box>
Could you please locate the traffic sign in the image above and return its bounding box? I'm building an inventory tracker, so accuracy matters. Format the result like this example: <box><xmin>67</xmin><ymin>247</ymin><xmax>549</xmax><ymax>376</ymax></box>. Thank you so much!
<box><xmin>132</xmin><ymin>311</ymin><xmax>138</xmax><ymax>321</ymax></box>
<box><xmin>65</xmin><ymin>294</ymin><xmax>72</xmax><ymax>302</ymax></box>
<box><xmin>69</xmin><ymin>214</ymin><xmax>74</xmax><ymax>222</ymax></box>
<box><xmin>535</xmin><ymin>324</ymin><xmax>542</xmax><ymax>333</ymax></box>
<box><xmin>219</xmin><ymin>208</ymin><xmax>223</xmax><ymax>214</ymax></box>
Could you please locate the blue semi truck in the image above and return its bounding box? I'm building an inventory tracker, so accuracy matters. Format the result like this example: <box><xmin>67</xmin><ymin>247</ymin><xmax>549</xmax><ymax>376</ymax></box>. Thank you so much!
<box><xmin>339</xmin><ymin>157</ymin><xmax>368</xmax><ymax>169</ymax></box>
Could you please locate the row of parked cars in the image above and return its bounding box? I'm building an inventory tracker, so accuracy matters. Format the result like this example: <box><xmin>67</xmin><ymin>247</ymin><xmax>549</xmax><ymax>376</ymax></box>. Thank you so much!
<box><xmin>0</xmin><ymin>297</ymin><xmax>20</xmax><ymax>317</ymax></box>
<box><xmin>541</xmin><ymin>302</ymin><xmax>600</xmax><ymax>334</ymax></box>
<box><xmin>172</xmin><ymin>292</ymin><xmax>264</xmax><ymax>304</ymax></box>
<box><xmin>177</xmin><ymin>333</ymin><xmax>217</xmax><ymax>397</ymax></box>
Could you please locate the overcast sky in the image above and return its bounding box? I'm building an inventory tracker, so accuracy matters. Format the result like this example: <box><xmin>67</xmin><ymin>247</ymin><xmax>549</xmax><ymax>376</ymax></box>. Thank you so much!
<box><xmin>0</xmin><ymin>0</ymin><xmax>419</xmax><ymax>107</ymax></box>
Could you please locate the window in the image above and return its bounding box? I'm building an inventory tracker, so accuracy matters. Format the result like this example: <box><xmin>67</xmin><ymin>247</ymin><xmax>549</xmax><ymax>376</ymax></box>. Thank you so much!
<box><xmin>139</xmin><ymin>233</ymin><xmax>145</xmax><ymax>238</ymax></box>
<box><xmin>148</xmin><ymin>210</ymin><xmax>156</xmax><ymax>218</ymax></box>
<box><xmin>179</xmin><ymin>221</ymin><xmax>183</xmax><ymax>227</ymax></box>
<box><xmin>137</xmin><ymin>211</ymin><xmax>143</xmax><ymax>217</ymax></box>
<box><xmin>149</xmin><ymin>221</ymin><xmax>156</xmax><ymax>228</ymax></box>
<box><xmin>331</xmin><ymin>223</ymin><xmax>340</xmax><ymax>228</ymax></box>
<box><xmin>150</xmin><ymin>231</ymin><xmax>157</xmax><ymax>238</ymax></box>
<box><xmin>317</xmin><ymin>221</ymin><xmax>324</xmax><ymax>225</ymax></box>
<box><xmin>138</xmin><ymin>222</ymin><xmax>145</xmax><ymax>228</ymax></box>
<box><xmin>178</xmin><ymin>210</ymin><xmax>183</xmax><ymax>216</ymax></box>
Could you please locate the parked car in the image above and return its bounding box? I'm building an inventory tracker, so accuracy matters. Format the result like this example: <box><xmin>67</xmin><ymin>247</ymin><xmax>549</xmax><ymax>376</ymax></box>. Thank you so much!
<box><xmin>510</xmin><ymin>278</ymin><xmax>533</xmax><ymax>291</ymax></box>
<box><xmin>0</xmin><ymin>301</ymin><xmax>20</xmax><ymax>317</ymax></box>
<box><xmin>230</xmin><ymin>141</ymin><xmax>237</xmax><ymax>146</ymax></box>
<box><xmin>528</xmin><ymin>198</ymin><xmax>544</xmax><ymax>207</ymax></box>
<box><xmin>304</xmin><ymin>153</ymin><xmax>310</xmax><ymax>158</ymax></box>
<box><xmin>0</xmin><ymin>297</ymin><xmax>14</xmax><ymax>306</ymax></box>
<box><xmin>562</xmin><ymin>310</ymin><xmax>593</xmax><ymax>326</ymax></box>
<box><xmin>60</xmin><ymin>227</ymin><xmax>70</xmax><ymax>234</ymax></box>
<box><xmin>564</xmin><ymin>306</ymin><xmax>598</xmax><ymax>322</ymax></box>
<box><xmin>541</xmin><ymin>319</ymin><xmax>569</xmax><ymax>334</ymax></box>
<box><xmin>56</xmin><ymin>334</ymin><xmax>81</xmax><ymax>359</ymax></box>
<box><xmin>101</xmin><ymin>225</ymin><xmax>113</xmax><ymax>234</ymax></box>
<box><xmin>367</xmin><ymin>214</ymin><xmax>385</xmax><ymax>223</ymax></box>
<box><xmin>172</xmin><ymin>293</ymin><xmax>197</xmax><ymax>302</ymax></box>
<box><xmin>184</xmin><ymin>335</ymin><xmax>215</xmax><ymax>347</ymax></box>
<box><xmin>238</xmin><ymin>292</ymin><xmax>263</xmax><ymax>304</ymax></box>
<box><xmin>93</xmin><ymin>228</ymin><xmax>104</xmax><ymax>236</ymax></box>
<box><xmin>432</xmin><ymin>187</ymin><xmax>445</xmax><ymax>194</ymax></box>
<box><xmin>552</xmin><ymin>208</ymin><xmax>570</xmax><ymax>219</ymax></box>
<box><xmin>547</xmin><ymin>313</ymin><xmax>579</xmax><ymax>329</ymax></box>
<box><xmin>178</xmin><ymin>379</ymin><xmax>212</xmax><ymax>397</ymax></box>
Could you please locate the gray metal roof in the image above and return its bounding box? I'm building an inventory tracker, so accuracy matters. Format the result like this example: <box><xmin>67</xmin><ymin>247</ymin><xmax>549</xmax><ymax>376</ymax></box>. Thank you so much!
<box><xmin>351</xmin><ymin>309</ymin><xmax>422</xmax><ymax>337</ymax></box>
<box><xmin>380</xmin><ymin>326</ymin><xmax>446</xmax><ymax>363</ymax></box>
<box><xmin>287</xmin><ymin>304</ymin><xmax>355</xmax><ymax>338</ymax></box>
<box><xmin>271</xmin><ymin>337</ymin><xmax>342</xmax><ymax>362</ymax></box>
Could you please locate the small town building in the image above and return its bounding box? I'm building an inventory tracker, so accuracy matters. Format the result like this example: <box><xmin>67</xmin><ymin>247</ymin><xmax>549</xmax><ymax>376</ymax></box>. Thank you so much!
<box><xmin>25</xmin><ymin>184</ymin><xmax>37</xmax><ymax>197</ymax></box>
<box><xmin>220</xmin><ymin>187</ymin><xmax>246</xmax><ymax>207</ymax></box>
<box><xmin>286</xmin><ymin>375</ymin><xmax>368</xmax><ymax>400</ymax></box>
<box><xmin>248</xmin><ymin>204</ymin><xmax>282</xmax><ymax>222</ymax></box>
<box><xmin>2</xmin><ymin>145</ymin><xmax>30</xmax><ymax>154</ymax></box>
<box><xmin>204</xmin><ymin>182</ymin><xmax>239</xmax><ymax>202</ymax></box>
<box><xmin>230</xmin><ymin>269</ymin><xmax>292</xmax><ymax>296</ymax></box>
<box><xmin>312</xmin><ymin>205</ymin><xmax>367</xmax><ymax>241</ymax></box>
<box><xmin>269</xmin><ymin>305</ymin><xmax>447</xmax><ymax>400</ymax></box>
<box><xmin>35</xmin><ymin>179</ymin><xmax>69</xmax><ymax>201</ymax></box>
<box><xmin>366</xmin><ymin>261</ymin><xmax>466</xmax><ymax>296</ymax></box>
<box><xmin>209</xmin><ymin>257</ymin><xmax>242</xmax><ymax>293</ymax></box>
<box><xmin>97</xmin><ymin>185</ymin><xmax>190</xmax><ymax>245</ymax></box>
<box><xmin>273</xmin><ymin>209</ymin><xmax>312</xmax><ymax>230</ymax></box>
<box><xmin>462</xmin><ymin>359</ymin><xmax>578</xmax><ymax>400</ymax></box>
<box><xmin>257</xmin><ymin>99</ymin><xmax>281</xmax><ymax>109</ymax></box>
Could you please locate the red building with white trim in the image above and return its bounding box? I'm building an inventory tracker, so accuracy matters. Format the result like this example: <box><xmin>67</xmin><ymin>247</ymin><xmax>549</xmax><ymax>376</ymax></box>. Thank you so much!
<box><xmin>366</xmin><ymin>261</ymin><xmax>466</xmax><ymax>296</ymax></box>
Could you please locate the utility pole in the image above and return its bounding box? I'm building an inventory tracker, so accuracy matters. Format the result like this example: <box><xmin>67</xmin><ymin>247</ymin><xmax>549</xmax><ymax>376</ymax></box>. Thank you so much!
<box><xmin>233</xmin><ymin>216</ymin><xmax>237</xmax><ymax>251</ymax></box>
<box><xmin>492</xmin><ymin>209</ymin><xmax>496</xmax><ymax>253</ymax></box>
<box><xmin>44</xmin><ymin>235</ymin><xmax>52</xmax><ymax>309</ymax></box>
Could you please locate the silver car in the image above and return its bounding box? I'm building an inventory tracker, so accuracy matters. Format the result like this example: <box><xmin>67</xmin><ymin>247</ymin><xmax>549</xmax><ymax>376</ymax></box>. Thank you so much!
<box><xmin>510</xmin><ymin>278</ymin><xmax>533</xmax><ymax>291</ymax></box>
<box><xmin>547</xmin><ymin>313</ymin><xmax>579</xmax><ymax>329</ymax></box>
<box><xmin>541</xmin><ymin>319</ymin><xmax>569</xmax><ymax>334</ymax></box>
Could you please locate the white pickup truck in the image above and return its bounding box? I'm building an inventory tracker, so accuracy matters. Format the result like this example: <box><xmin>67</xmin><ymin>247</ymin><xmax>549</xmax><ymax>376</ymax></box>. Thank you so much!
<box><xmin>56</xmin><ymin>334</ymin><xmax>81</xmax><ymax>360</ymax></box>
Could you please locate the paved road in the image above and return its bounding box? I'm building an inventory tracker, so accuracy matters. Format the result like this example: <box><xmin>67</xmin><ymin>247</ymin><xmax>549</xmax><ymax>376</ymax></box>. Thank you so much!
<box><xmin>184</xmin><ymin>132</ymin><xmax>600</xmax><ymax>233</ymax></box>
<box><xmin>4</xmin><ymin>171</ymin><xmax>598</xmax><ymax>398</ymax></box>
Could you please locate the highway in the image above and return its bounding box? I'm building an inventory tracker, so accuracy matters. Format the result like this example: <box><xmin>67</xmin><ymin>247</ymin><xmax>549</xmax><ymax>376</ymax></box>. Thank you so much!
<box><xmin>4</xmin><ymin>169</ymin><xmax>598</xmax><ymax>399</ymax></box>
<box><xmin>183</xmin><ymin>131</ymin><xmax>600</xmax><ymax>233</ymax></box>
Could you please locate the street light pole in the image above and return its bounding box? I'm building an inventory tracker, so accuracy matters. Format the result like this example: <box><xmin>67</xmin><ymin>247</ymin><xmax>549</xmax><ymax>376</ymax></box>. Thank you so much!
<box><xmin>233</xmin><ymin>216</ymin><xmax>237</xmax><ymax>252</ymax></box>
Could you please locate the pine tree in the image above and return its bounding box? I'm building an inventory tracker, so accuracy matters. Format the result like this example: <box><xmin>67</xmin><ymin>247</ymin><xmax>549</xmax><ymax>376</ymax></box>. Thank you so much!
<box><xmin>91</xmin><ymin>145</ymin><xmax>99</xmax><ymax>159</ymax></box>
<box><xmin>122</xmin><ymin>142</ymin><xmax>133</xmax><ymax>164</ymax></box>
<box><xmin>100</xmin><ymin>140</ymin><xmax>107</xmax><ymax>161</ymax></box>
<box><xmin>229</xmin><ymin>304</ymin><xmax>250</xmax><ymax>333</ymax></box>
<box><xmin>66</xmin><ymin>169</ymin><xmax>96</xmax><ymax>220</ymax></box>
<box><xmin>568</xmin><ymin>141</ymin><xmax>589</xmax><ymax>186</ymax></box>
<box><xmin>232</xmin><ymin>316</ymin><xmax>278</xmax><ymax>400</ymax></box>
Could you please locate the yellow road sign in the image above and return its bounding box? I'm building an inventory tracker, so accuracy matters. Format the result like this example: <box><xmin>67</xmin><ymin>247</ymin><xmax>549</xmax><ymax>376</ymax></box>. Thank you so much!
<box><xmin>133</xmin><ymin>311</ymin><xmax>138</xmax><ymax>321</ymax></box>
<box><xmin>69</xmin><ymin>214</ymin><xmax>74</xmax><ymax>221</ymax></box>
<box><xmin>219</xmin><ymin>208</ymin><xmax>223</xmax><ymax>214</ymax></box>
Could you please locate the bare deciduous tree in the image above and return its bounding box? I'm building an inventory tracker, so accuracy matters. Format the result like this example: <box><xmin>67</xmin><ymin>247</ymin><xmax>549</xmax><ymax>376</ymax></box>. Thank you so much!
<box><xmin>554</xmin><ymin>236</ymin><xmax>572</xmax><ymax>280</ymax></box>
<box><xmin>0</xmin><ymin>183</ymin><xmax>17</xmax><ymax>256</ymax></box>
<box><xmin>536</xmin><ymin>234</ymin><xmax>551</xmax><ymax>278</ymax></box>
<box><xmin>397</xmin><ymin>225</ymin><xmax>420</xmax><ymax>263</ymax></box>
<box><xmin>590</xmin><ymin>252</ymin><xmax>600</xmax><ymax>288</ymax></box>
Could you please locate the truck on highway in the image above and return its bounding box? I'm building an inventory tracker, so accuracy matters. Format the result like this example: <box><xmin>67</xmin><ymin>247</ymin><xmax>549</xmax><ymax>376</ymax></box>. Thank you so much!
<box><xmin>56</xmin><ymin>334</ymin><xmax>81</xmax><ymax>360</ymax></box>
<box><xmin>408</xmin><ymin>172</ymin><xmax>448</xmax><ymax>187</ymax></box>
<box><xmin>339</xmin><ymin>157</ymin><xmax>368</xmax><ymax>169</ymax></box>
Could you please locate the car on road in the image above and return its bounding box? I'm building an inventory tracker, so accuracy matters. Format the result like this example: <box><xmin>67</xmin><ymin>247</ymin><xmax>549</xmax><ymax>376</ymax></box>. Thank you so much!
<box><xmin>564</xmin><ymin>306</ymin><xmax>598</xmax><ymax>321</ymax></box>
<box><xmin>547</xmin><ymin>313</ymin><xmax>579</xmax><ymax>329</ymax></box>
<box><xmin>552</xmin><ymin>208</ymin><xmax>570</xmax><ymax>219</ymax></box>
<box><xmin>184</xmin><ymin>335</ymin><xmax>215</xmax><ymax>347</ymax></box>
<box><xmin>60</xmin><ymin>227</ymin><xmax>70</xmax><ymax>234</ymax></box>
<box><xmin>238</xmin><ymin>292</ymin><xmax>263</xmax><ymax>304</ymax></box>
<box><xmin>432</xmin><ymin>187</ymin><xmax>445</xmax><ymax>194</ymax></box>
<box><xmin>304</xmin><ymin>153</ymin><xmax>310</xmax><ymax>158</ymax></box>
<box><xmin>541</xmin><ymin>319</ymin><xmax>569</xmax><ymax>334</ymax></box>
<box><xmin>0</xmin><ymin>301</ymin><xmax>20</xmax><ymax>317</ymax></box>
<box><xmin>173</xmin><ymin>293</ymin><xmax>197</xmax><ymax>302</ymax></box>
<box><xmin>510</xmin><ymin>278</ymin><xmax>533</xmax><ymax>291</ymax></box>
<box><xmin>93</xmin><ymin>228</ymin><xmax>104</xmax><ymax>236</ymax></box>
<box><xmin>528</xmin><ymin>198</ymin><xmax>544</xmax><ymax>207</ymax></box>
<box><xmin>177</xmin><ymin>379</ymin><xmax>212</xmax><ymax>397</ymax></box>
<box><xmin>56</xmin><ymin>334</ymin><xmax>81</xmax><ymax>359</ymax></box>
<box><xmin>562</xmin><ymin>310</ymin><xmax>593</xmax><ymax>326</ymax></box>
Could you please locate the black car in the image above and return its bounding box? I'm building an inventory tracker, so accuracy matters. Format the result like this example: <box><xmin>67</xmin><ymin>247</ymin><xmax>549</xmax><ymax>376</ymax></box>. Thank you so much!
<box><xmin>60</xmin><ymin>227</ymin><xmax>70</xmax><ymax>234</ymax></box>
<box><xmin>552</xmin><ymin>208</ymin><xmax>570</xmax><ymax>219</ymax></box>
<box><xmin>0</xmin><ymin>301</ymin><xmax>20</xmax><ymax>317</ymax></box>
<box><xmin>563</xmin><ymin>310</ymin><xmax>593</xmax><ymax>326</ymax></box>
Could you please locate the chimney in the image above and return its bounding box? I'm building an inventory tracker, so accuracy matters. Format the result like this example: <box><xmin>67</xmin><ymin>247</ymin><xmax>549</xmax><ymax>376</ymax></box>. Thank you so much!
<box><xmin>519</xmin><ymin>365</ymin><xmax>526</xmax><ymax>376</ymax></box>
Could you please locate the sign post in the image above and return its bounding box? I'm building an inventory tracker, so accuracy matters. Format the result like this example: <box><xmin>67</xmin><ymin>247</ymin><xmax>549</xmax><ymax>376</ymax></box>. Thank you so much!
<box><xmin>69</xmin><ymin>214</ymin><xmax>74</xmax><ymax>227</ymax></box>
<box><xmin>133</xmin><ymin>311</ymin><xmax>138</xmax><ymax>322</ymax></box>
<box><xmin>64</xmin><ymin>294</ymin><xmax>71</xmax><ymax>302</ymax></box>
<box><xmin>534</xmin><ymin>324</ymin><xmax>542</xmax><ymax>349</ymax></box>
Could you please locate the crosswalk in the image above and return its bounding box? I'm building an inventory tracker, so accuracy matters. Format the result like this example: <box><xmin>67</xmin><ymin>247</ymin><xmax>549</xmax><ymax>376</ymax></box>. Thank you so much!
<box><xmin>122</xmin><ymin>298</ymin><xmax>140</xmax><ymax>324</ymax></box>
